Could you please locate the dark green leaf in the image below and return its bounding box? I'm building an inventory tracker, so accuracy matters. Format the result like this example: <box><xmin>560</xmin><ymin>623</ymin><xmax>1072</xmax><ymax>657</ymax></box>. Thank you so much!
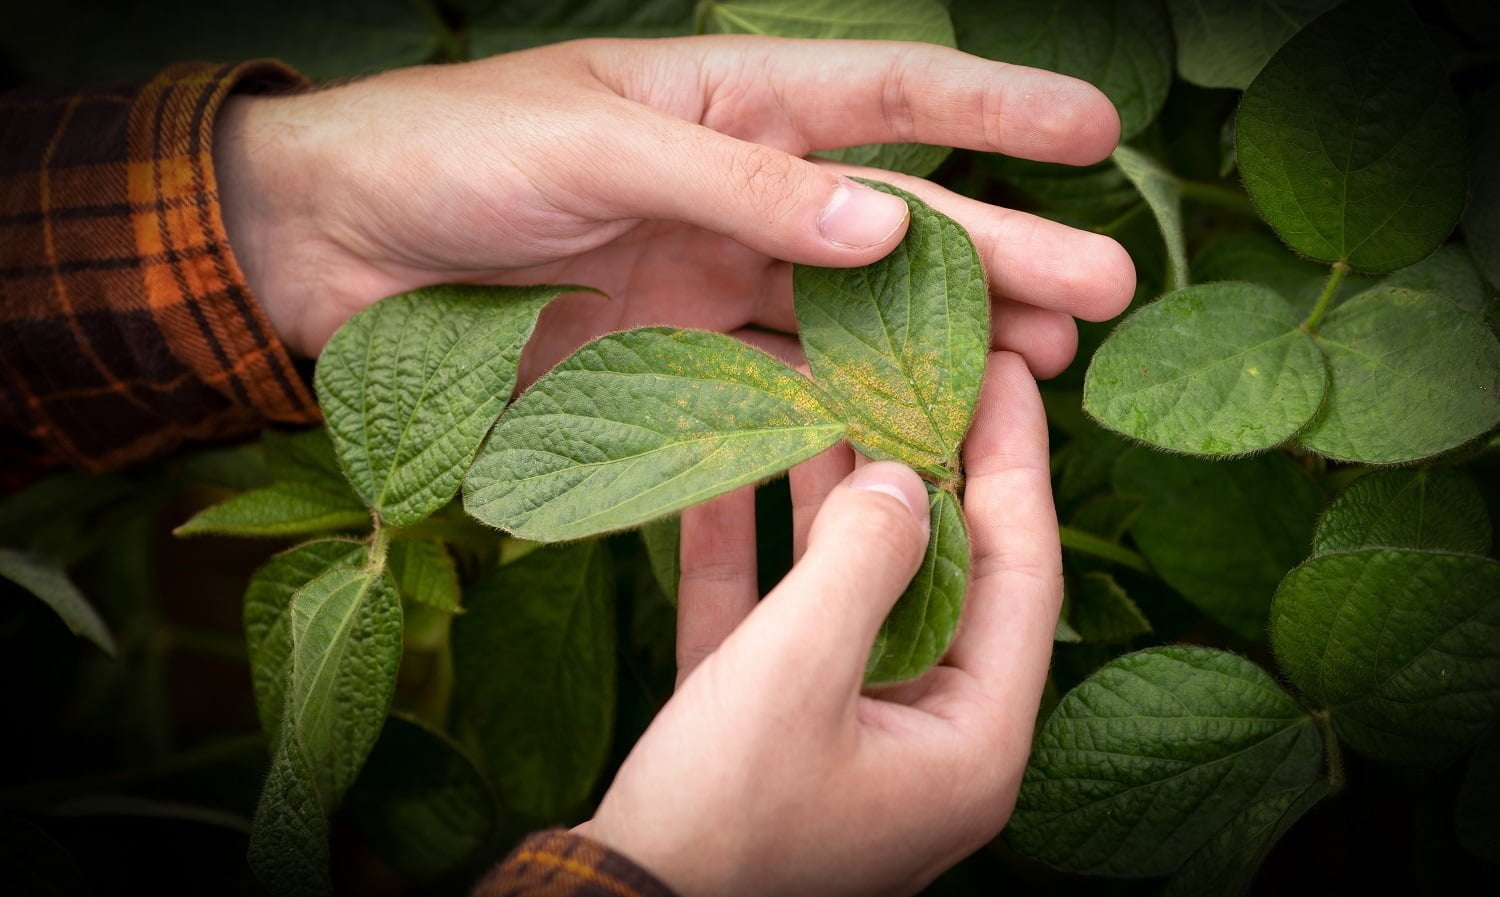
<box><xmin>316</xmin><ymin>284</ymin><xmax>577</xmax><ymax>528</ymax></box>
<box><xmin>1456</xmin><ymin>730</ymin><xmax>1500</xmax><ymax>865</ymax></box>
<box><xmin>1298</xmin><ymin>287</ymin><xmax>1500</xmax><ymax>463</ymax></box>
<box><xmin>866</xmin><ymin>486</ymin><xmax>968</xmax><ymax>684</ymax></box>
<box><xmin>1190</xmin><ymin>231</ymin><xmax>1371</xmax><ymax>313</ymax></box>
<box><xmin>794</xmin><ymin>180</ymin><xmax>987</xmax><ymax>476</ymax></box>
<box><xmin>1007</xmin><ymin>647</ymin><xmax>1323</xmax><ymax>876</ymax></box>
<box><xmin>1166</xmin><ymin>0</ymin><xmax>1340</xmax><ymax>89</ymax></box>
<box><xmin>953</xmin><ymin>0</ymin><xmax>1173</xmax><ymax>140</ymax></box>
<box><xmin>1272</xmin><ymin>549</ymin><xmax>1500</xmax><ymax>765</ymax></box>
<box><xmin>451</xmin><ymin>540</ymin><xmax>615</xmax><ymax>820</ymax></box>
<box><xmin>250</xmin><ymin>565</ymin><xmax>403</xmax><ymax>896</ymax></box>
<box><xmin>1066</xmin><ymin>571</ymin><xmax>1150</xmax><ymax>643</ymax></box>
<box><xmin>640</xmin><ymin>515</ymin><xmax>681</xmax><ymax>605</ymax></box>
<box><xmin>388</xmin><ymin>539</ymin><xmax>462</xmax><ymax>613</ymax></box>
<box><xmin>174</xmin><ymin>483</ymin><xmax>370</xmax><ymax>539</ymax></box>
<box><xmin>1163</xmin><ymin>781</ymin><xmax>1330</xmax><ymax>897</ymax></box>
<box><xmin>1312</xmin><ymin>469</ymin><xmax>1492</xmax><ymax>557</ymax></box>
<box><xmin>1112</xmin><ymin>146</ymin><xmax>1186</xmax><ymax>292</ymax></box>
<box><xmin>347</xmin><ymin>713</ymin><xmax>497</xmax><ymax>882</ymax></box>
<box><xmin>1084</xmin><ymin>283</ymin><xmax>1326</xmax><ymax>456</ymax></box>
<box><xmin>0</xmin><ymin>549</ymin><xmax>115</xmax><ymax>657</ymax></box>
<box><xmin>1382</xmin><ymin>244</ymin><xmax>1492</xmax><ymax>318</ymax></box>
<box><xmin>1113</xmin><ymin>448</ymin><xmax>1322</xmax><ymax>639</ymax></box>
<box><xmin>243</xmin><ymin>541</ymin><xmax>367</xmax><ymax>740</ymax></box>
<box><xmin>983</xmin><ymin>157</ymin><xmax>1139</xmax><ymax>219</ymax></box>
<box><xmin>1466</xmin><ymin>89</ymin><xmax>1500</xmax><ymax>292</ymax></box>
<box><xmin>464</xmin><ymin>328</ymin><xmax>843</xmax><ymax>542</ymax></box>
<box><xmin>470</xmin><ymin>0</ymin><xmax>695</xmax><ymax>55</ymax></box>
<box><xmin>1236</xmin><ymin>0</ymin><xmax>1467</xmax><ymax>271</ymax></box>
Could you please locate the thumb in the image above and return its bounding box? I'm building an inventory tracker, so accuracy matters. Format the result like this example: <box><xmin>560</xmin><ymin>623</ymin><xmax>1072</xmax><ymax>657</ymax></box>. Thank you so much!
<box><xmin>598</xmin><ymin>112</ymin><xmax>911</xmax><ymax>265</ymax></box>
<box><xmin>725</xmin><ymin>462</ymin><xmax>931</xmax><ymax>703</ymax></box>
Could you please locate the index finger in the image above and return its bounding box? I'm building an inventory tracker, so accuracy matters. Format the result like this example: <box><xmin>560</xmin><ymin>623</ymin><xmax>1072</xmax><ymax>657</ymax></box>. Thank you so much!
<box><xmin>595</xmin><ymin>36</ymin><xmax>1120</xmax><ymax>166</ymax></box>
<box><xmin>943</xmin><ymin>352</ymin><xmax>1063</xmax><ymax>703</ymax></box>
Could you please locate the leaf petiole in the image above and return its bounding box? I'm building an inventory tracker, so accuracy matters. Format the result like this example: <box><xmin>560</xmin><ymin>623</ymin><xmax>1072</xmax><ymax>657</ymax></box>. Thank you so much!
<box><xmin>1302</xmin><ymin>261</ymin><xmax>1350</xmax><ymax>333</ymax></box>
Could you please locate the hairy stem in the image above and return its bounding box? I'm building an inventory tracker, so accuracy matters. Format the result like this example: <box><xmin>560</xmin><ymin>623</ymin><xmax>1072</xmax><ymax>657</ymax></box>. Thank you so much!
<box><xmin>1178</xmin><ymin>179</ymin><xmax>1257</xmax><ymax>216</ymax></box>
<box><xmin>1058</xmin><ymin>526</ymin><xmax>1150</xmax><ymax>574</ymax></box>
<box><xmin>1313</xmin><ymin>710</ymin><xmax>1346</xmax><ymax>793</ymax></box>
<box><xmin>1303</xmin><ymin>261</ymin><xmax>1351</xmax><ymax>333</ymax></box>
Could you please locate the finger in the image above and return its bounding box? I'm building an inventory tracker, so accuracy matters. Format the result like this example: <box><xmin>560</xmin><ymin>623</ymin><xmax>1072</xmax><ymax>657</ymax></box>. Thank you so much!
<box><xmin>676</xmin><ymin>486</ymin><xmax>760</xmax><ymax>685</ymax></box>
<box><xmin>586</xmin><ymin>102</ymin><xmax>912</xmax><ymax>267</ymax></box>
<box><xmin>992</xmin><ymin>300</ymin><xmax>1078</xmax><ymax>379</ymax></box>
<box><xmin>720</xmin><ymin>462</ymin><xmax>929</xmax><ymax>712</ymax></box>
<box><xmin>595</xmin><ymin>37</ymin><xmax>1120</xmax><ymax>165</ymax></box>
<box><xmin>790</xmin><ymin>442</ymin><xmax>856</xmax><ymax>561</ymax></box>
<box><xmin>943</xmin><ymin>353</ymin><xmax>1063</xmax><ymax>710</ymax></box>
<box><xmin>814</xmin><ymin>161</ymin><xmax>1136</xmax><ymax>323</ymax></box>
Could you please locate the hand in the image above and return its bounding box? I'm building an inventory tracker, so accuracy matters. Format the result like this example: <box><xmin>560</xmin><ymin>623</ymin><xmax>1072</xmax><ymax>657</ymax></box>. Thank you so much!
<box><xmin>214</xmin><ymin>36</ymin><xmax>1134</xmax><ymax>383</ymax></box>
<box><xmin>576</xmin><ymin>352</ymin><xmax>1062</xmax><ymax>897</ymax></box>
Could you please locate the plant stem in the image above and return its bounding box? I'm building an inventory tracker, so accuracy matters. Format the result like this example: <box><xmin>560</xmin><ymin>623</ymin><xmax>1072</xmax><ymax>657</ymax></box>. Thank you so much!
<box><xmin>1178</xmin><ymin>180</ymin><xmax>1257</xmax><ymax>216</ymax></box>
<box><xmin>1058</xmin><ymin>526</ymin><xmax>1151</xmax><ymax>574</ymax></box>
<box><xmin>1096</xmin><ymin>201</ymin><xmax>1147</xmax><ymax>237</ymax></box>
<box><xmin>1313</xmin><ymin>710</ymin><xmax>1346</xmax><ymax>792</ymax></box>
<box><xmin>367</xmin><ymin>524</ymin><xmax>391</xmax><ymax>573</ymax></box>
<box><xmin>1303</xmin><ymin>261</ymin><xmax>1350</xmax><ymax>333</ymax></box>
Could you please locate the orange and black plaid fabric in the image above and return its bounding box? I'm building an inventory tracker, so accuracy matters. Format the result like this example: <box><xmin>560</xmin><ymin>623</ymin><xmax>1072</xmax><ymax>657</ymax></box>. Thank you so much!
<box><xmin>477</xmin><ymin>830</ymin><xmax>679</xmax><ymax>897</ymax></box>
<box><xmin>0</xmin><ymin>61</ymin><xmax>319</xmax><ymax>488</ymax></box>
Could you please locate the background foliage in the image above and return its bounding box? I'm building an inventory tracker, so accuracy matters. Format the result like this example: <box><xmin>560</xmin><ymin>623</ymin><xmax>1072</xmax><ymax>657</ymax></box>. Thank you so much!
<box><xmin>2</xmin><ymin>1</ymin><xmax>1498</xmax><ymax>895</ymax></box>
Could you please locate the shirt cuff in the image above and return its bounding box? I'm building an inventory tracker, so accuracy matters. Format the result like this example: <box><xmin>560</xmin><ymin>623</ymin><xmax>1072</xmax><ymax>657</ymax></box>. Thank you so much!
<box><xmin>472</xmin><ymin>830</ymin><xmax>681</xmax><ymax>897</ymax></box>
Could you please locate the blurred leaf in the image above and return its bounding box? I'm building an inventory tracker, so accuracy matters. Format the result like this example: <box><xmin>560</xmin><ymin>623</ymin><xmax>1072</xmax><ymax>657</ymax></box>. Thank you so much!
<box><xmin>1272</xmin><ymin>549</ymin><xmax>1500</xmax><ymax>765</ymax></box>
<box><xmin>178</xmin><ymin>441</ymin><xmax>273</xmax><ymax>490</ymax></box>
<box><xmin>1112</xmin><ymin>145</ymin><xmax>1186</xmax><ymax>292</ymax></box>
<box><xmin>1236</xmin><ymin>0</ymin><xmax>1466</xmax><ymax>271</ymax></box>
<box><xmin>866</xmin><ymin>487</ymin><xmax>968</xmax><ymax>683</ymax></box>
<box><xmin>388</xmin><ymin>540</ymin><xmax>462</xmax><ymax>613</ymax></box>
<box><xmin>1166</xmin><ymin>0</ymin><xmax>1340</xmax><ymax>89</ymax></box>
<box><xmin>0</xmin><ymin>549</ymin><xmax>115</xmax><ymax>657</ymax></box>
<box><xmin>1163</xmin><ymin>781</ymin><xmax>1330</xmax><ymax>897</ymax></box>
<box><xmin>1313</xmin><ymin>469</ymin><xmax>1492</xmax><ymax>557</ymax></box>
<box><xmin>639</xmin><ymin>515</ymin><xmax>681</xmax><ymax>605</ymax></box>
<box><xmin>1007</xmin><ymin>647</ymin><xmax>1323</xmax><ymax>876</ymax></box>
<box><xmin>470</xmin><ymin>0</ymin><xmax>695</xmax><ymax>55</ymax></box>
<box><xmin>1066</xmin><ymin>571</ymin><xmax>1150</xmax><ymax>643</ymax></box>
<box><xmin>1466</xmin><ymin>88</ymin><xmax>1500</xmax><ymax>292</ymax></box>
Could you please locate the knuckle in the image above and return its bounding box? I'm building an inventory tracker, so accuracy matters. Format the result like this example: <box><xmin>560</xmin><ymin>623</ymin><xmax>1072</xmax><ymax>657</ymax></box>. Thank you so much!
<box><xmin>727</xmin><ymin>144</ymin><xmax>803</xmax><ymax>216</ymax></box>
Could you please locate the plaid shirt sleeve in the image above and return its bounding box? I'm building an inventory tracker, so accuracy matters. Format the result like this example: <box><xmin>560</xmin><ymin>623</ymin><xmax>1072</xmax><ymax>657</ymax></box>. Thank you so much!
<box><xmin>0</xmin><ymin>61</ymin><xmax>320</xmax><ymax>486</ymax></box>
<box><xmin>474</xmin><ymin>831</ymin><xmax>679</xmax><ymax>897</ymax></box>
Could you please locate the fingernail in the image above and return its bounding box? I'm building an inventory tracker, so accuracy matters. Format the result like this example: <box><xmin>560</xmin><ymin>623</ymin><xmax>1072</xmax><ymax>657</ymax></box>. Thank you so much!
<box><xmin>817</xmin><ymin>179</ymin><xmax>909</xmax><ymax>249</ymax></box>
<box><xmin>848</xmin><ymin>462</ymin><xmax>929</xmax><ymax>534</ymax></box>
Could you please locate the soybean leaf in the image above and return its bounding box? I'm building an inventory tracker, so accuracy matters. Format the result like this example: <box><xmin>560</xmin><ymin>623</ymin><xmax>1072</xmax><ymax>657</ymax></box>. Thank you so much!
<box><xmin>1053</xmin><ymin>614</ymin><xmax>1083</xmax><ymax>644</ymax></box>
<box><xmin>180</xmin><ymin>441</ymin><xmax>274</xmax><ymax>490</ymax></box>
<box><xmin>640</xmin><ymin>515</ymin><xmax>681</xmax><ymax>605</ymax></box>
<box><xmin>983</xmin><ymin>157</ymin><xmax>1139</xmax><ymax>219</ymax></box>
<box><xmin>794</xmin><ymin>180</ymin><xmax>987</xmax><ymax>476</ymax></box>
<box><xmin>347</xmin><ymin>713</ymin><xmax>497</xmax><ymax>883</ymax></box>
<box><xmin>1163</xmin><ymin>781</ymin><xmax>1330</xmax><ymax>897</ymax></box>
<box><xmin>1272</xmin><ymin>549</ymin><xmax>1500</xmax><ymax>765</ymax></box>
<box><xmin>470</xmin><ymin>0</ymin><xmax>695</xmax><ymax>55</ymax></box>
<box><xmin>696</xmin><ymin>0</ymin><xmax>955</xmax><ymax>176</ymax></box>
<box><xmin>249</xmin><ymin>565</ymin><xmax>403</xmax><ymax>896</ymax></box>
<box><xmin>1084</xmin><ymin>283</ymin><xmax>1326</xmax><ymax>456</ymax></box>
<box><xmin>388</xmin><ymin>540</ymin><xmax>462</xmax><ymax>613</ymax></box>
<box><xmin>1312</xmin><ymin>469</ymin><xmax>1492</xmax><ymax>557</ymax></box>
<box><xmin>1191</xmin><ymin>231</ymin><xmax>1371</xmax><ymax>313</ymax></box>
<box><xmin>1466</xmin><ymin>89</ymin><xmax>1500</xmax><ymax>292</ymax></box>
<box><xmin>866</xmin><ymin>487</ymin><xmax>968</xmax><ymax>684</ymax></box>
<box><xmin>1006</xmin><ymin>647</ymin><xmax>1324</xmax><ymax>876</ymax></box>
<box><xmin>1112</xmin><ymin>145</ymin><xmax>1187</xmax><ymax>292</ymax></box>
<box><xmin>1456</xmin><ymin>730</ymin><xmax>1500</xmax><ymax>865</ymax></box>
<box><xmin>174</xmin><ymin>483</ymin><xmax>370</xmax><ymax>539</ymax></box>
<box><xmin>952</xmin><ymin>0</ymin><xmax>1173</xmax><ymax>141</ymax></box>
<box><xmin>1236</xmin><ymin>0</ymin><xmax>1467</xmax><ymax>272</ymax></box>
<box><xmin>263</xmin><ymin>428</ymin><xmax>348</xmax><ymax>483</ymax></box>
<box><xmin>0</xmin><ymin>549</ymin><xmax>115</xmax><ymax>657</ymax></box>
<box><xmin>316</xmin><ymin>284</ymin><xmax>578</xmax><ymax>528</ymax></box>
<box><xmin>452</xmin><ymin>540</ymin><xmax>615</xmax><ymax>821</ymax></box>
<box><xmin>1382</xmin><ymin>244</ymin><xmax>1492</xmax><ymax>318</ymax></box>
<box><xmin>1113</xmin><ymin>448</ymin><xmax>1321</xmax><ymax>640</ymax></box>
<box><xmin>1166</xmin><ymin>0</ymin><xmax>1340</xmax><ymax>90</ymax></box>
<box><xmin>243</xmin><ymin>540</ymin><xmax>366</xmax><ymax>740</ymax></box>
<box><xmin>1067</xmin><ymin>571</ymin><xmax>1150</xmax><ymax>643</ymax></box>
<box><xmin>464</xmin><ymin>328</ymin><xmax>843</xmax><ymax>542</ymax></box>
<box><xmin>1298</xmin><ymin>287</ymin><xmax>1500</xmax><ymax>463</ymax></box>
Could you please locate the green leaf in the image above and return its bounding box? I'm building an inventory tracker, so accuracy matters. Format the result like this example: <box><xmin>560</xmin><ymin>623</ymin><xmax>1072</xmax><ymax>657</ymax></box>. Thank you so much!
<box><xmin>866</xmin><ymin>486</ymin><xmax>968</xmax><ymax>684</ymax></box>
<box><xmin>347</xmin><ymin>713</ymin><xmax>497</xmax><ymax>883</ymax></box>
<box><xmin>1166</xmin><ymin>0</ymin><xmax>1340</xmax><ymax>90</ymax></box>
<box><xmin>952</xmin><ymin>0</ymin><xmax>1173</xmax><ymax>141</ymax></box>
<box><xmin>249</xmin><ymin>565</ymin><xmax>403</xmax><ymax>896</ymax></box>
<box><xmin>243</xmin><ymin>541</ymin><xmax>367</xmax><ymax>741</ymax></box>
<box><xmin>470</xmin><ymin>0</ymin><xmax>695</xmax><ymax>55</ymax></box>
<box><xmin>388</xmin><ymin>540</ymin><xmax>462</xmax><ymax>613</ymax></box>
<box><xmin>1312</xmin><ymin>469</ymin><xmax>1492</xmax><ymax>557</ymax></box>
<box><xmin>1053</xmin><ymin>614</ymin><xmax>1083</xmax><ymax>644</ymax></box>
<box><xmin>794</xmin><ymin>180</ymin><xmax>987</xmax><ymax>475</ymax></box>
<box><xmin>0</xmin><ymin>548</ymin><xmax>115</xmax><ymax>657</ymax></box>
<box><xmin>174</xmin><ymin>483</ymin><xmax>370</xmax><ymax>538</ymax></box>
<box><xmin>1163</xmin><ymin>781</ymin><xmax>1330</xmax><ymax>897</ymax></box>
<box><xmin>696</xmin><ymin>0</ymin><xmax>955</xmax><ymax>176</ymax></box>
<box><xmin>464</xmin><ymin>328</ymin><xmax>843</xmax><ymax>542</ymax></box>
<box><xmin>1235</xmin><ymin>0</ymin><xmax>1467</xmax><ymax>272</ymax></box>
<box><xmin>1465</xmin><ymin>89</ymin><xmax>1500</xmax><ymax>292</ymax></box>
<box><xmin>1191</xmin><ymin>231</ymin><xmax>1371</xmax><ymax>313</ymax></box>
<box><xmin>982</xmin><ymin>156</ymin><xmax>1139</xmax><ymax>219</ymax></box>
<box><xmin>263</xmin><ymin>428</ymin><xmax>348</xmax><ymax>484</ymax></box>
<box><xmin>640</xmin><ymin>515</ymin><xmax>681</xmax><ymax>605</ymax></box>
<box><xmin>1272</xmin><ymin>549</ymin><xmax>1500</xmax><ymax>765</ymax></box>
<box><xmin>1113</xmin><ymin>448</ymin><xmax>1322</xmax><ymax>639</ymax></box>
<box><xmin>1298</xmin><ymin>287</ymin><xmax>1500</xmax><ymax>463</ymax></box>
<box><xmin>1111</xmin><ymin>146</ymin><xmax>1186</xmax><ymax>292</ymax></box>
<box><xmin>1456</xmin><ymin>730</ymin><xmax>1500</xmax><ymax>865</ymax></box>
<box><xmin>316</xmin><ymin>284</ymin><xmax>577</xmax><ymax>528</ymax></box>
<box><xmin>1382</xmin><ymin>244</ymin><xmax>1492</xmax><ymax>318</ymax></box>
<box><xmin>451</xmin><ymin>540</ymin><xmax>615</xmax><ymax>820</ymax></box>
<box><xmin>1084</xmin><ymin>283</ymin><xmax>1326</xmax><ymax>456</ymax></box>
<box><xmin>1066</xmin><ymin>571</ymin><xmax>1150</xmax><ymax>643</ymax></box>
<box><xmin>1007</xmin><ymin>646</ymin><xmax>1324</xmax><ymax>876</ymax></box>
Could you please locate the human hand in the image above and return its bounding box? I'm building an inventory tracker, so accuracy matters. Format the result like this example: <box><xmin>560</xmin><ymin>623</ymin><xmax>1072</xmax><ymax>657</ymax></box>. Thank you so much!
<box><xmin>214</xmin><ymin>36</ymin><xmax>1134</xmax><ymax>382</ymax></box>
<box><xmin>574</xmin><ymin>351</ymin><xmax>1062</xmax><ymax>897</ymax></box>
